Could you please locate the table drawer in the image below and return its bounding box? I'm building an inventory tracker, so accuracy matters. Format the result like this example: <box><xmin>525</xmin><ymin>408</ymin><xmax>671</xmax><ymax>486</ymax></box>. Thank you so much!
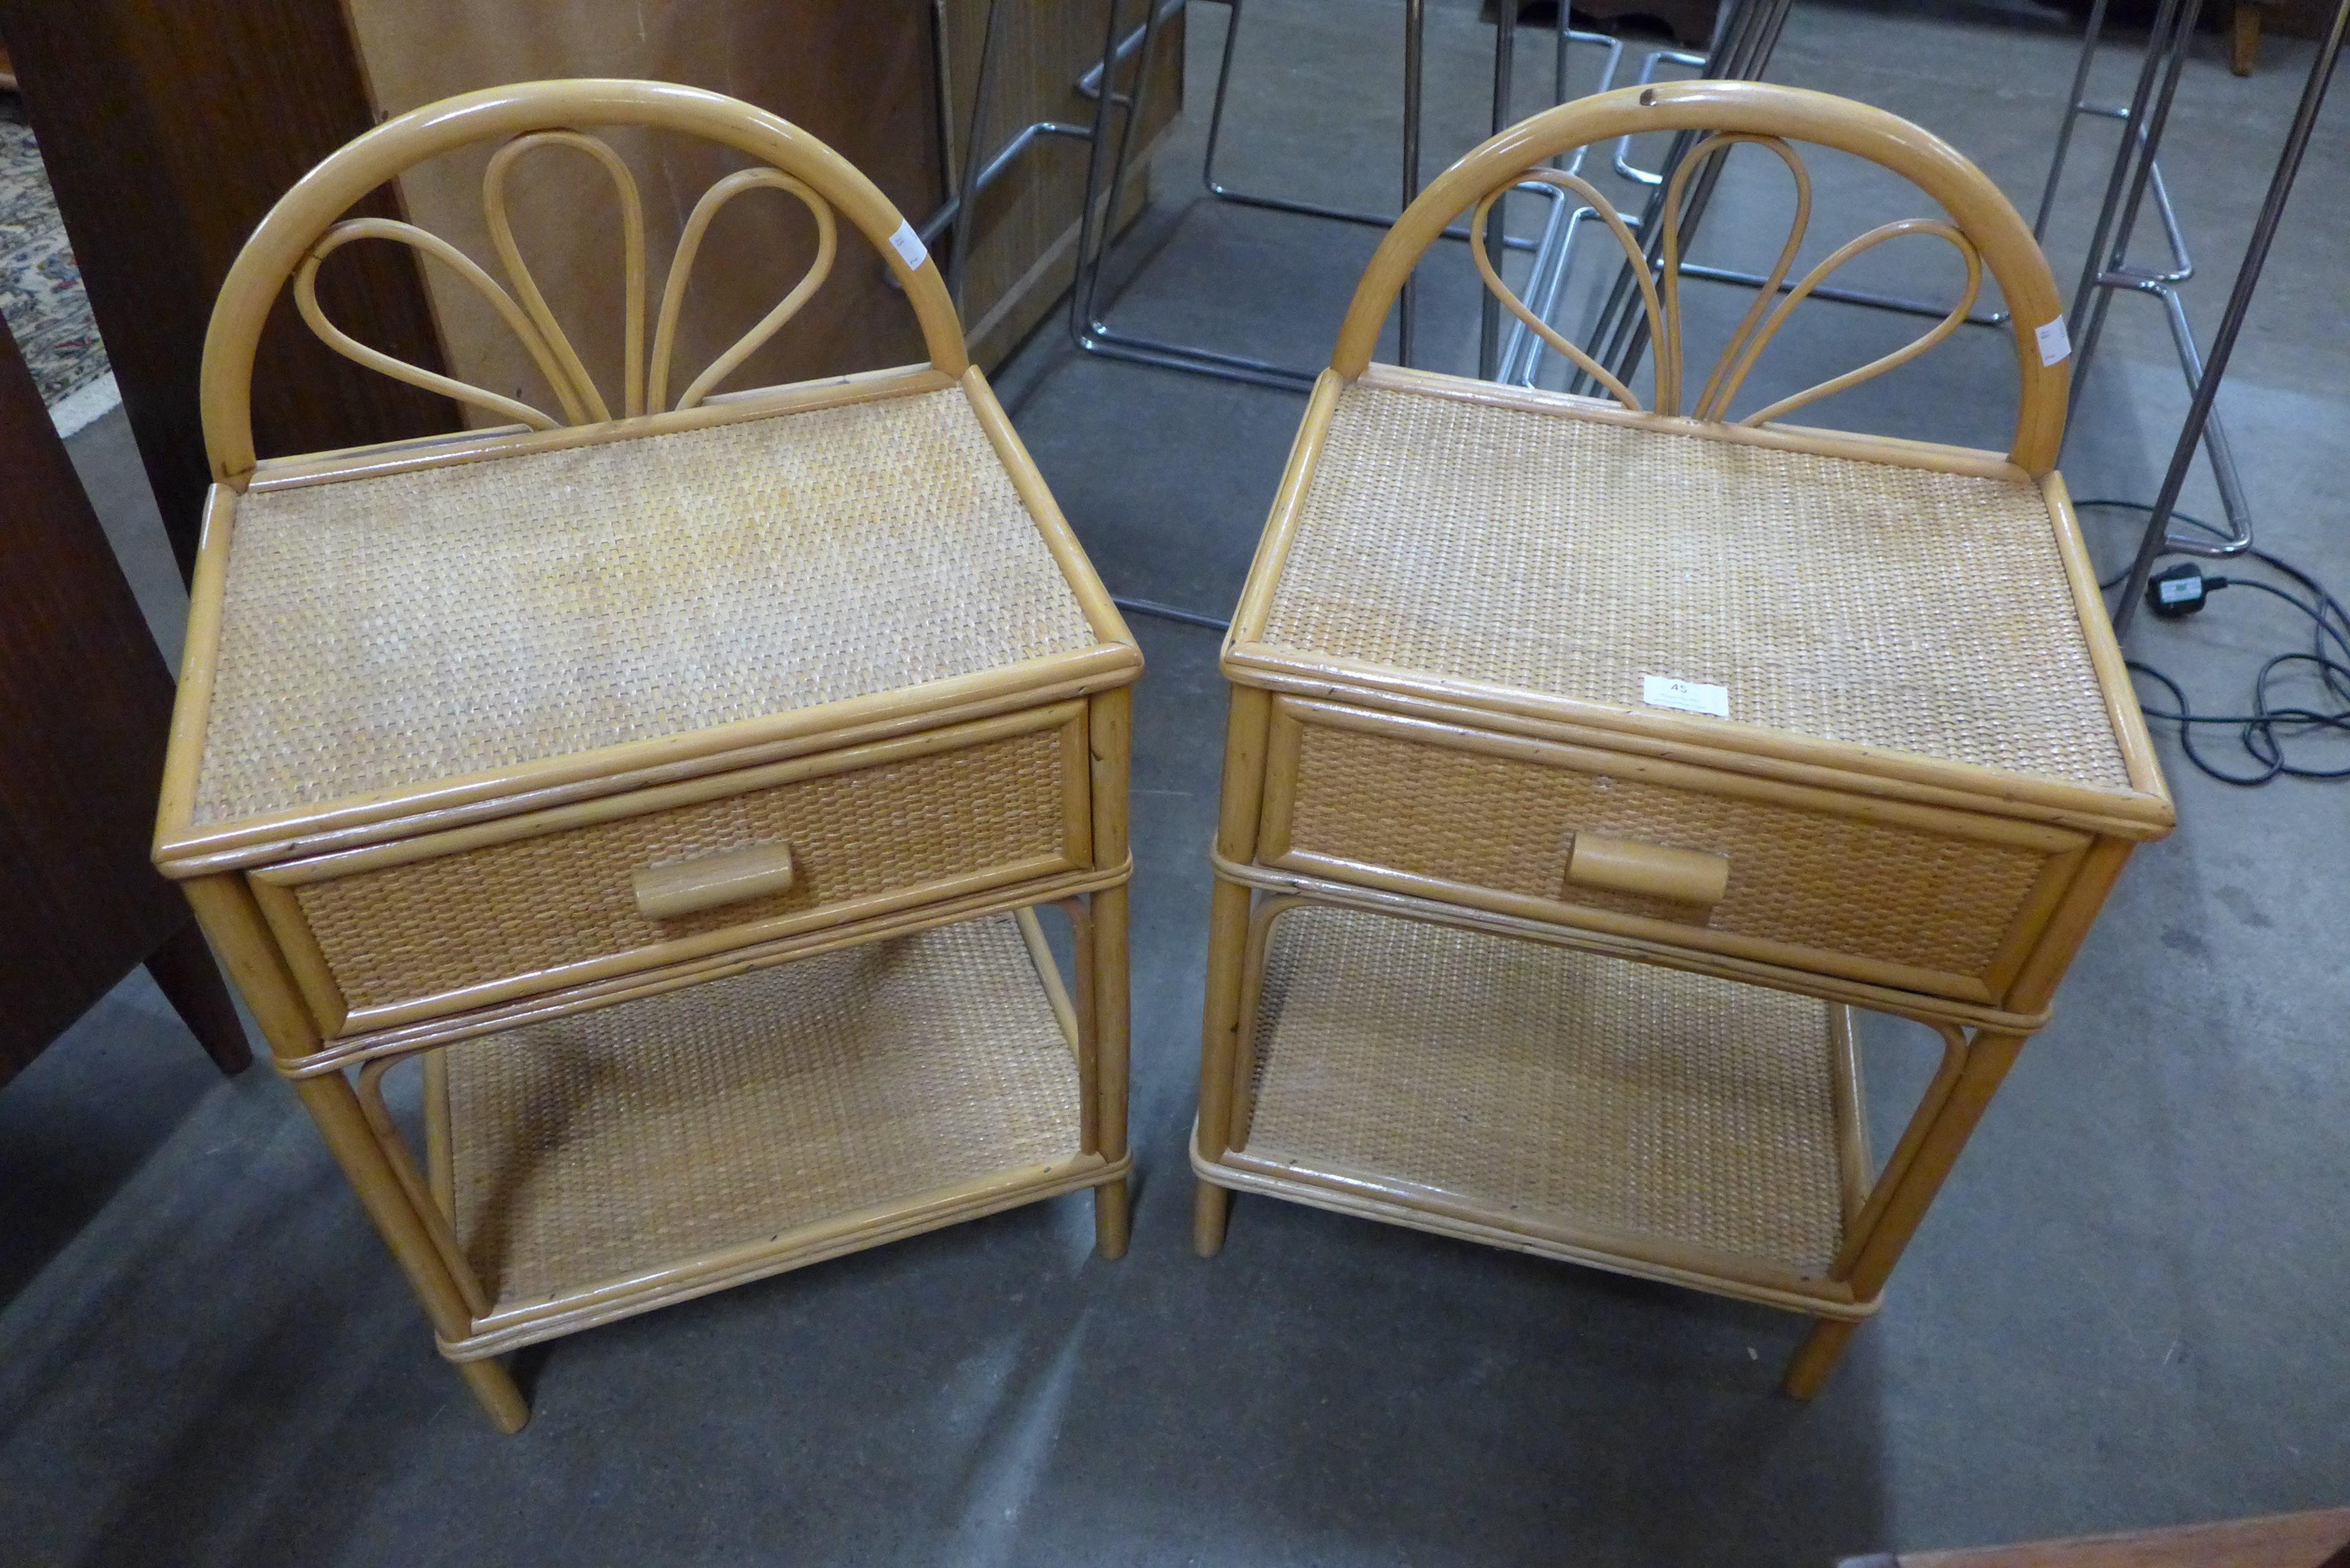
<box><xmin>1258</xmin><ymin>699</ymin><xmax>2089</xmax><ymax>1005</ymax></box>
<box><xmin>251</xmin><ymin>702</ymin><xmax>1093</xmax><ymax>1035</ymax></box>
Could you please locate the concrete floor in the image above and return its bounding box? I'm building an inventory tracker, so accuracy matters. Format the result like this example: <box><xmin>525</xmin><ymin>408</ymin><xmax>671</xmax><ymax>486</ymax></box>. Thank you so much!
<box><xmin>4</xmin><ymin>2</ymin><xmax>2346</xmax><ymax>1562</ymax></box>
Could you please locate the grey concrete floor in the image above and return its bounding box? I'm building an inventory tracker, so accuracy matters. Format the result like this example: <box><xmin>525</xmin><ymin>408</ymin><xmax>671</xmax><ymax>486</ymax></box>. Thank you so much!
<box><xmin>4</xmin><ymin>2</ymin><xmax>2347</xmax><ymax>1562</ymax></box>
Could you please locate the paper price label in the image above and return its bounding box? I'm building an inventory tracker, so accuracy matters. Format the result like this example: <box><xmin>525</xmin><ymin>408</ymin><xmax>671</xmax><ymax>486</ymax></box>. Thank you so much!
<box><xmin>1642</xmin><ymin>674</ymin><xmax>1730</xmax><ymax>718</ymax></box>
<box><xmin>887</xmin><ymin>220</ymin><xmax>929</xmax><ymax>269</ymax></box>
<box><xmin>2035</xmin><ymin>316</ymin><xmax>2071</xmax><ymax>366</ymax></box>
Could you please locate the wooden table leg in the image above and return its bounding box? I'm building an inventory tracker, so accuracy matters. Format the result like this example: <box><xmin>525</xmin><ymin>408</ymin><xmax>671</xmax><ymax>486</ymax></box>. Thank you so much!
<box><xmin>144</xmin><ymin>917</ymin><xmax>251</xmax><ymax>1075</ymax></box>
<box><xmin>456</xmin><ymin>1356</ymin><xmax>530</xmax><ymax>1435</ymax></box>
<box><xmin>1084</xmin><ymin>686</ymin><xmax>1134</xmax><ymax>1262</ymax></box>
<box><xmin>294</xmin><ymin>1071</ymin><xmax>528</xmax><ymax>1430</ymax></box>
<box><xmin>1090</xmin><ymin>880</ymin><xmax>1133</xmax><ymax>1261</ymax></box>
<box><xmin>1784</xmin><ymin>1318</ymin><xmax>1862</xmax><ymax>1400</ymax></box>
<box><xmin>183</xmin><ymin>873</ymin><xmax>522</xmax><ymax>1430</ymax></box>
<box><xmin>1192</xmin><ymin>1179</ymin><xmax>1232</xmax><ymax>1258</ymax></box>
<box><xmin>1787</xmin><ymin>1025</ymin><xmax>2033</xmax><ymax>1398</ymax></box>
<box><xmin>1193</xmin><ymin>686</ymin><xmax>1273</xmax><ymax>1260</ymax></box>
<box><xmin>1192</xmin><ymin>874</ymin><xmax>1253</xmax><ymax>1259</ymax></box>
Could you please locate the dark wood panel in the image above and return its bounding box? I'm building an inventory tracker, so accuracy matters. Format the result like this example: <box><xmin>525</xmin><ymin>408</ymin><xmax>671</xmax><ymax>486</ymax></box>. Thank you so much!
<box><xmin>0</xmin><ymin>322</ymin><xmax>238</xmax><ymax>1081</ymax></box>
<box><xmin>1843</xmin><ymin>1508</ymin><xmax>2350</xmax><ymax>1568</ymax></box>
<box><xmin>0</xmin><ymin>0</ymin><xmax>461</xmax><ymax>579</ymax></box>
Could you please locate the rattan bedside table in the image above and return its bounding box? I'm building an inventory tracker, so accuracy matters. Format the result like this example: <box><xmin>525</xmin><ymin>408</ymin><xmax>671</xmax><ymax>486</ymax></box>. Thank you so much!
<box><xmin>151</xmin><ymin>82</ymin><xmax>1141</xmax><ymax>1432</ymax></box>
<box><xmin>1191</xmin><ymin>82</ymin><xmax>2174</xmax><ymax>1395</ymax></box>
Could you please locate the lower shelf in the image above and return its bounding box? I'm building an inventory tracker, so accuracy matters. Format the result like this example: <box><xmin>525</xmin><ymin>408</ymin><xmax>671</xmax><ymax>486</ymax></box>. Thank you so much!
<box><xmin>430</xmin><ymin>910</ymin><xmax>1113</xmax><ymax>1355</ymax></box>
<box><xmin>1200</xmin><ymin>900</ymin><xmax>1873</xmax><ymax>1315</ymax></box>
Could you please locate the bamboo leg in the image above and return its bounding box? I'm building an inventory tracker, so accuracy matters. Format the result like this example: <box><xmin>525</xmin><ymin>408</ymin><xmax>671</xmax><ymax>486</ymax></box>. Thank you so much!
<box><xmin>289</xmin><ymin>1073</ymin><xmax>523</xmax><ymax>1430</ymax></box>
<box><xmin>1790</xmin><ymin>1025</ymin><xmax>2034</xmax><ymax>1397</ymax></box>
<box><xmin>1784</xmin><ymin>1318</ymin><xmax>1860</xmax><ymax>1399</ymax></box>
<box><xmin>1090</xmin><ymin>887</ymin><xmax>1131</xmax><ymax>1158</ymax></box>
<box><xmin>355</xmin><ymin>1060</ymin><xmax>492</xmax><ymax>1317</ymax></box>
<box><xmin>1194</xmin><ymin>878</ymin><xmax>1252</xmax><ymax>1163</ymax></box>
<box><xmin>1088</xmin><ymin>883</ymin><xmax>1132</xmax><ymax>1261</ymax></box>
<box><xmin>1192</xmin><ymin>875</ymin><xmax>1254</xmax><ymax>1259</ymax></box>
<box><xmin>1194</xmin><ymin>686</ymin><xmax>1273</xmax><ymax>1261</ymax></box>
<box><xmin>180</xmin><ymin>875</ymin><xmax>525</xmax><ymax>1431</ymax></box>
<box><xmin>1062</xmin><ymin>895</ymin><xmax>1101</xmax><ymax>1154</ymax></box>
<box><xmin>177</xmin><ymin>875</ymin><xmax>319</xmax><ymax>1070</ymax></box>
<box><xmin>457</xmin><ymin>1356</ymin><xmax>530</xmax><ymax>1433</ymax></box>
<box><xmin>1192</xmin><ymin>1180</ymin><xmax>1232</xmax><ymax>1258</ymax></box>
<box><xmin>1085</xmin><ymin>686</ymin><xmax>1133</xmax><ymax>1262</ymax></box>
<box><xmin>1093</xmin><ymin>1178</ymin><xmax>1130</xmax><ymax>1259</ymax></box>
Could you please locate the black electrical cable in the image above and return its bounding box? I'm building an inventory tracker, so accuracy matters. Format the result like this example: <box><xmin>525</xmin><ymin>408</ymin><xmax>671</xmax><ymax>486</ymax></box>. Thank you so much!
<box><xmin>1112</xmin><ymin>594</ymin><xmax>1229</xmax><ymax>632</ymax></box>
<box><xmin>2077</xmin><ymin>498</ymin><xmax>2350</xmax><ymax>785</ymax></box>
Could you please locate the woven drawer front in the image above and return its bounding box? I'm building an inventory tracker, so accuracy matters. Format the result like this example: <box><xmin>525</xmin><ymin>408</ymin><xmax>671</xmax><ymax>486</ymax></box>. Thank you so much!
<box><xmin>1266</xmin><ymin>706</ymin><xmax>2074</xmax><ymax>999</ymax></box>
<box><xmin>284</xmin><ymin>718</ymin><xmax>1084</xmax><ymax>1025</ymax></box>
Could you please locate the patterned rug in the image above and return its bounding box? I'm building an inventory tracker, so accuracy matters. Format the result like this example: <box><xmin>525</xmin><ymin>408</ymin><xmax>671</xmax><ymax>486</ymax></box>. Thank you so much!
<box><xmin>0</xmin><ymin>96</ymin><xmax>113</xmax><ymax>420</ymax></box>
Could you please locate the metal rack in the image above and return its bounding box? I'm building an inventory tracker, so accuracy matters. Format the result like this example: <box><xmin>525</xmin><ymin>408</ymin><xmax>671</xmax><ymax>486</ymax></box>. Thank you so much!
<box><xmin>945</xmin><ymin>0</ymin><xmax>2343</xmax><ymax>648</ymax></box>
<box><xmin>2103</xmin><ymin>0</ymin><xmax>2348</xmax><ymax>635</ymax></box>
<box><xmin>2055</xmin><ymin>0</ymin><xmax>2257</xmax><ymax>586</ymax></box>
<box><xmin>1065</xmin><ymin>0</ymin><xmax>1623</xmax><ymax>391</ymax></box>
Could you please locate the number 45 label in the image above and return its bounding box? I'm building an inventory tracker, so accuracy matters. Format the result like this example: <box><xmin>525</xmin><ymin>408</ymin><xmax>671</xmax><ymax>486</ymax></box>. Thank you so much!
<box><xmin>1642</xmin><ymin>674</ymin><xmax>1731</xmax><ymax>718</ymax></box>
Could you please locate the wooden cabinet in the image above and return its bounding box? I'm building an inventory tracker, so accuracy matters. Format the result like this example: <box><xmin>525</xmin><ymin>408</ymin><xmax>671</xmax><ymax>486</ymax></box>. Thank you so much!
<box><xmin>0</xmin><ymin>0</ymin><xmax>1179</xmax><ymax>566</ymax></box>
<box><xmin>0</xmin><ymin>0</ymin><xmax>461</xmax><ymax>577</ymax></box>
<box><xmin>0</xmin><ymin>320</ymin><xmax>248</xmax><ymax>1088</ymax></box>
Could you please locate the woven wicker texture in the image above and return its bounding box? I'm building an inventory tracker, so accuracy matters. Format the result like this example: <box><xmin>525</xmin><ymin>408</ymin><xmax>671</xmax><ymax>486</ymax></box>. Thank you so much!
<box><xmin>195</xmin><ymin>387</ymin><xmax>1100</xmax><ymax>825</ymax></box>
<box><xmin>442</xmin><ymin>913</ymin><xmax>1080</xmax><ymax>1309</ymax></box>
<box><xmin>1242</xmin><ymin>903</ymin><xmax>1845</xmax><ymax>1276</ymax></box>
<box><xmin>1285</xmin><ymin>719</ymin><xmax>2050</xmax><ymax>982</ymax></box>
<box><xmin>1259</xmin><ymin>385</ymin><xmax>2131</xmax><ymax>791</ymax></box>
<box><xmin>299</xmin><ymin>725</ymin><xmax>1072</xmax><ymax>1012</ymax></box>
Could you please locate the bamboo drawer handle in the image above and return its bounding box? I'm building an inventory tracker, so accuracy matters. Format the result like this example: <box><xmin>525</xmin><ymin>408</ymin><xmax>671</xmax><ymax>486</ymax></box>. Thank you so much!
<box><xmin>1565</xmin><ymin>834</ymin><xmax>1730</xmax><ymax>906</ymax></box>
<box><xmin>632</xmin><ymin>842</ymin><xmax>797</xmax><ymax>920</ymax></box>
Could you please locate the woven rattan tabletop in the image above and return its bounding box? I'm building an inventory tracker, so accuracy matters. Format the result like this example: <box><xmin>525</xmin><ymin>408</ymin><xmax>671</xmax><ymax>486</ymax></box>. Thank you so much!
<box><xmin>1242</xmin><ymin>380</ymin><xmax>2136</xmax><ymax>795</ymax></box>
<box><xmin>190</xmin><ymin>386</ymin><xmax>1115</xmax><ymax>829</ymax></box>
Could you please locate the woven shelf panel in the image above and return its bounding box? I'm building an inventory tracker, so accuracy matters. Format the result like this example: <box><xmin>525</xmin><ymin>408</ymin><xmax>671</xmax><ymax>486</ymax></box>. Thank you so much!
<box><xmin>1260</xmin><ymin>385</ymin><xmax>2130</xmax><ymax>791</ymax></box>
<box><xmin>1243</xmin><ymin>903</ymin><xmax>1845</xmax><ymax>1276</ymax></box>
<box><xmin>442</xmin><ymin>913</ymin><xmax>1080</xmax><ymax>1310</ymax></box>
<box><xmin>301</xmin><ymin>724</ymin><xmax>1071</xmax><ymax>1011</ymax></box>
<box><xmin>1288</xmin><ymin>719</ymin><xmax>2049</xmax><ymax>979</ymax></box>
<box><xmin>196</xmin><ymin>388</ymin><xmax>1099</xmax><ymax>825</ymax></box>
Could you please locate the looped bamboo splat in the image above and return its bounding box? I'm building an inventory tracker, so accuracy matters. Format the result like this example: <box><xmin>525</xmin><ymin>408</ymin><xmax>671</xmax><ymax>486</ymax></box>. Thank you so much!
<box><xmin>200</xmin><ymin>79</ymin><xmax>973</xmax><ymax>489</ymax></box>
<box><xmin>290</xmin><ymin>129</ymin><xmax>841</xmax><ymax>432</ymax></box>
<box><xmin>1332</xmin><ymin>79</ymin><xmax>2074</xmax><ymax>474</ymax></box>
<box><xmin>1464</xmin><ymin>130</ymin><xmax>1985</xmax><ymax>425</ymax></box>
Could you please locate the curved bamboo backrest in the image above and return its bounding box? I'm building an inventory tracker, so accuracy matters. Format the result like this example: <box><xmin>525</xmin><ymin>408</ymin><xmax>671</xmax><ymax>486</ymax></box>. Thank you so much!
<box><xmin>202</xmin><ymin>79</ymin><xmax>970</xmax><ymax>487</ymax></box>
<box><xmin>1332</xmin><ymin>81</ymin><xmax>2071</xmax><ymax>475</ymax></box>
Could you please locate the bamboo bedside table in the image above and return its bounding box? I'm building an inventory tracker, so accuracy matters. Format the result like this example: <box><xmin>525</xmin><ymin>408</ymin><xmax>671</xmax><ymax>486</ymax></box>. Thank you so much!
<box><xmin>151</xmin><ymin>82</ymin><xmax>1141</xmax><ymax>1432</ymax></box>
<box><xmin>1192</xmin><ymin>82</ymin><xmax>2174</xmax><ymax>1395</ymax></box>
